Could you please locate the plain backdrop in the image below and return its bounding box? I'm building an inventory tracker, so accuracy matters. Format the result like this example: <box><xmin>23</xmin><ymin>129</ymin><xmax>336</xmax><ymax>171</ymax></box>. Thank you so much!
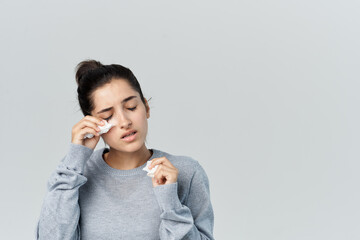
<box><xmin>0</xmin><ymin>0</ymin><xmax>359</xmax><ymax>239</ymax></box>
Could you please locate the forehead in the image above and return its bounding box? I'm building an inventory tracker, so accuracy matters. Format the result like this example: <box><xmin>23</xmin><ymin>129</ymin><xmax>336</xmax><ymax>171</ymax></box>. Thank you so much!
<box><xmin>92</xmin><ymin>79</ymin><xmax>138</xmax><ymax>108</ymax></box>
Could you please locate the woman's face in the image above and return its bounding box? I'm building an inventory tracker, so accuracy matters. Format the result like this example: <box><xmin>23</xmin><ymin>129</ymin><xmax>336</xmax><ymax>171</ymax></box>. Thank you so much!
<box><xmin>90</xmin><ymin>78</ymin><xmax>150</xmax><ymax>152</ymax></box>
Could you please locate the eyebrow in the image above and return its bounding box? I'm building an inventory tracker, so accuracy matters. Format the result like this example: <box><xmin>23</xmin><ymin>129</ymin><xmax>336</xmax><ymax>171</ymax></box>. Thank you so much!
<box><xmin>96</xmin><ymin>96</ymin><xmax>137</xmax><ymax>114</ymax></box>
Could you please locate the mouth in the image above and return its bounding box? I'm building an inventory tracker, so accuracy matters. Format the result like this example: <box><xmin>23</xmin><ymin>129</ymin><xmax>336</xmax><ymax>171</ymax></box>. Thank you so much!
<box><xmin>121</xmin><ymin>130</ymin><xmax>137</xmax><ymax>139</ymax></box>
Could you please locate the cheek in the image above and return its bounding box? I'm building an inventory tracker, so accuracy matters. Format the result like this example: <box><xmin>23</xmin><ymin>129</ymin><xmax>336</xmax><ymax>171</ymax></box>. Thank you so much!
<box><xmin>132</xmin><ymin>113</ymin><xmax>147</xmax><ymax>125</ymax></box>
<box><xmin>107</xmin><ymin>118</ymin><xmax>116</xmax><ymax>126</ymax></box>
<box><xmin>101</xmin><ymin>127</ymin><xmax>115</xmax><ymax>140</ymax></box>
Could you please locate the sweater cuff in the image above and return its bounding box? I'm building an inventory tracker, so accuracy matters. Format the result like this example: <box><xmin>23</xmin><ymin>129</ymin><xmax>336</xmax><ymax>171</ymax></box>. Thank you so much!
<box><xmin>62</xmin><ymin>143</ymin><xmax>94</xmax><ymax>173</ymax></box>
<box><xmin>153</xmin><ymin>182</ymin><xmax>182</xmax><ymax>212</ymax></box>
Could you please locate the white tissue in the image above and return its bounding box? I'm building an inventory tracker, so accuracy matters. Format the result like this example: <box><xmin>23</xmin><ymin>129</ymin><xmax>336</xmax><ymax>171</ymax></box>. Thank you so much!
<box><xmin>84</xmin><ymin>120</ymin><xmax>114</xmax><ymax>139</ymax></box>
<box><xmin>142</xmin><ymin>160</ymin><xmax>159</xmax><ymax>177</ymax></box>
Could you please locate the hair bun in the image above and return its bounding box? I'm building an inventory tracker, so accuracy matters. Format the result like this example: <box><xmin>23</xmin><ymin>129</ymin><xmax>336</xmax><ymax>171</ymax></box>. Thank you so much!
<box><xmin>75</xmin><ymin>59</ymin><xmax>103</xmax><ymax>86</ymax></box>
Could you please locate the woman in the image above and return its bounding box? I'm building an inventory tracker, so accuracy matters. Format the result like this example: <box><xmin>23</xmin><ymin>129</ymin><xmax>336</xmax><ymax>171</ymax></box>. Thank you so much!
<box><xmin>35</xmin><ymin>60</ymin><xmax>215</xmax><ymax>240</ymax></box>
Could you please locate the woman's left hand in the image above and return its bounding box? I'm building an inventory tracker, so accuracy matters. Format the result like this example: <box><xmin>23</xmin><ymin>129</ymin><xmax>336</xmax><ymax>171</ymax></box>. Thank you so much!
<box><xmin>149</xmin><ymin>157</ymin><xmax>178</xmax><ymax>187</ymax></box>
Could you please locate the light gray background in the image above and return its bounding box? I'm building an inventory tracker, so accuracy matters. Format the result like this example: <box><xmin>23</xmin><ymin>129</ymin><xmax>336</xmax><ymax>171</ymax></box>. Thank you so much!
<box><xmin>0</xmin><ymin>0</ymin><xmax>359</xmax><ymax>239</ymax></box>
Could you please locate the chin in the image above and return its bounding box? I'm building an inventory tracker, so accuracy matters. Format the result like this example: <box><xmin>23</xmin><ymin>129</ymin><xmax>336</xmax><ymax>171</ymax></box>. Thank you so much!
<box><xmin>106</xmin><ymin>140</ymin><xmax>144</xmax><ymax>152</ymax></box>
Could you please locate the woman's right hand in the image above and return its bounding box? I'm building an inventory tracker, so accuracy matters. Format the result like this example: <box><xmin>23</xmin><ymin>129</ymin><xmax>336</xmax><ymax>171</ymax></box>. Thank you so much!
<box><xmin>71</xmin><ymin>115</ymin><xmax>105</xmax><ymax>150</ymax></box>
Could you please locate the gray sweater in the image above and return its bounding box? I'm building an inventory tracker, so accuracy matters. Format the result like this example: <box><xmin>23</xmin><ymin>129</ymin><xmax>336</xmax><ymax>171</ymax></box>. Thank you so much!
<box><xmin>35</xmin><ymin>143</ymin><xmax>215</xmax><ymax>239</ymax></box>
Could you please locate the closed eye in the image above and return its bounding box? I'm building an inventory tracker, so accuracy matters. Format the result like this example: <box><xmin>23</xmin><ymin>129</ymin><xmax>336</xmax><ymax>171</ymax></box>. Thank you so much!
<box><xmin>103</xmin><ymin>106</ymin><xmax>137</xmax><ymax>121</ymax></box>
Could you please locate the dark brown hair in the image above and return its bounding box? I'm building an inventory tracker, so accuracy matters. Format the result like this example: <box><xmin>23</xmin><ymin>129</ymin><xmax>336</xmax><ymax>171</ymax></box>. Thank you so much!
<box><xmin>75</xmin><ymin>59</ymin><xmax>149</xmax><ymax>116</ymax></box>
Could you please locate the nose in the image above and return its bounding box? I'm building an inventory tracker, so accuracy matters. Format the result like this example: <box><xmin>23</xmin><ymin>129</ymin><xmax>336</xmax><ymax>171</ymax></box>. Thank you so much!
<box><xmin>109</xmin><ymin>110</ymin><xmax>132</xmax><ymax>129</ymax></box>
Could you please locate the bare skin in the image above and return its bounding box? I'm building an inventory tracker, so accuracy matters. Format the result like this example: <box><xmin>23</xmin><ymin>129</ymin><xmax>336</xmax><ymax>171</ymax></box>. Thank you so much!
<box><xmin>89</xmin><ymin>78</ymin><xmax>152</xmax><ymax>170</ymax></box>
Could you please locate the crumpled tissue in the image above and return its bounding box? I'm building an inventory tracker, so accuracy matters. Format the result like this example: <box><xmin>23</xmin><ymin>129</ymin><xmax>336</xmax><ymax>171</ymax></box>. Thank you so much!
<box><xmin>84</xmin><ymin>120</ymin><xmax>114</xmax><ymax>139</ymax></box>
<box><xmin>142</xmin><ymin>160</ymin><xmax>159</xmax><ymax>177</ymax></box>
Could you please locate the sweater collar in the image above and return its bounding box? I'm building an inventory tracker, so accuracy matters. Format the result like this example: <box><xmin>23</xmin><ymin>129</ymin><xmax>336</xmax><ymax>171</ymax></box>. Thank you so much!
<box><xmin>95</xmin><ymin>147</ymin><xmax>162</xmax><ymax>176</ymax></box>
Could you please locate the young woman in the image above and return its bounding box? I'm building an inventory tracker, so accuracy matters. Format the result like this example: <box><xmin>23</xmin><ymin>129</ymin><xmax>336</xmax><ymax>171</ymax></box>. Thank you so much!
<box><xmin>35</xmin><ymin>60</ymin><xmax>215</xmax><ymax>240</ymax></box>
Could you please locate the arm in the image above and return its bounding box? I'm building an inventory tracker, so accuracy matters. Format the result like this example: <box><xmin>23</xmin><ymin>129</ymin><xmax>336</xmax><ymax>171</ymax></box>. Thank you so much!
<box><xmin>153</xmin><ymin>162</ymin><xmax>215</xmax><ymax>240</ymax></box>
<box><xmin>35</xmin><ymin>143</ymin><xmax>93</xmax><ymax>240</ymax></box>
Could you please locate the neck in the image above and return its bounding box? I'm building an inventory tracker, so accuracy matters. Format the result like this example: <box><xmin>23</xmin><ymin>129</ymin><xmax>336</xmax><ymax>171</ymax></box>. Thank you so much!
<box><xmin>103</xmin><ymin>145</ymin><xmax>153</xmax><ymax>170</ymax></box>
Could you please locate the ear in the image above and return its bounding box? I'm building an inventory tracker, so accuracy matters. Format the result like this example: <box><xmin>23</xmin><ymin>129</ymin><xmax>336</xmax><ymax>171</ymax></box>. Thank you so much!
<box><xmin>144</xmin><ymin>98</ymin><xmax>150</xmax><ymax>119</ymax></box>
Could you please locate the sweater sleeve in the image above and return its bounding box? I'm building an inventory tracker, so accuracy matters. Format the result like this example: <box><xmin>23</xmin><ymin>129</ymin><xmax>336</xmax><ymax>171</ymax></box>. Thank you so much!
<box><xmin>152</xmin><ymin>162</ymin><xmax>215</xmax><ymax>240</ymax></box>
<box><xmin>35</xmin><ymin>143</ymin><xmax>93</xmax><ymax>240</ymax></box>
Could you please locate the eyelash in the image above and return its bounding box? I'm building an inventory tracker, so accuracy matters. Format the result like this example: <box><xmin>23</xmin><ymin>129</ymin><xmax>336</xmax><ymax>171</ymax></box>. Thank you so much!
<box><xmin>103</xmin><ymin>106</ymin><xmax>137</xmax><ymax>121</ymax></box>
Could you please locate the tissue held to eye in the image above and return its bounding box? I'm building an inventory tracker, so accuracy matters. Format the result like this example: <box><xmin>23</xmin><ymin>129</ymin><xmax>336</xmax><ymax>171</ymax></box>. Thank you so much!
<box><xmin>84</xmin><ymin>121</ymin><xmax>114</xmax><ymax>139</ymax></box>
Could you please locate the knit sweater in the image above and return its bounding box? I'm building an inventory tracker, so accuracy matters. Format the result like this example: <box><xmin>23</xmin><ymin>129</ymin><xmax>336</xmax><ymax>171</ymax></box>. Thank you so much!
<box><xmin>35</xmin><ymin>143</ymin><xmax>215</xmax><ymax>240</ymax></box>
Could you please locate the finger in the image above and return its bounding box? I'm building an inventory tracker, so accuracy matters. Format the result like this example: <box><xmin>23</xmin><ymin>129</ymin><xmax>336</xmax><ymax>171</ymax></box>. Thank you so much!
<box><xmin>84</xmin><ymin>115</ymin><xmax>105</xmax><ymax>126</ymax></box>
<box><xmin>153</xmin><ymin>165</ymin><xmax>176</xmax><ymax>182</ymax></box>
<box><xmin>83</xmin><ymin>120</ymin><xmax>102</xmax><ymax>132</ymax></box>
<box><xmin>150</xmin><ymin>157</ymin><xmax>174</xmax><ymax>169</ymax></box>
<box><xmin>74</xmin><ymin>118</ymin><xmax>103</xmax><ymax>133</ymax></box>
<box><xmin>153</xmin><ymin>176</ymin><xmax>164</xmax><ymax>185</ymax></box>
<box><xmin>158</xmin><ymin>177</ymin><xmax>165</xmax><ymax>184</ymax></box>
<box><xmin>82</xmin><ymin>116</ymin><xmax>105</xmax><ymax>129</ymax></box>
<box><xmin>151</xmin><ymin>176</ymin><xmax>158</xmax><ymax>185</ymax></box>
<box><xmin>155</xmin><ymin>173</ymin><xmax>176</xmax><ymax>185</ymax></box>
<box><xmin>153</xmin><ymin>165</ymin><xmax>165</xmax><ymax>183</ymax></box>
<box><xmin>79</xmin><ymin>127</ymin><xmax>100</xmax><ymax>138</ymax></box>
<box><xmin>77</xmin><ymin>116</ymin><xmax>105</xmax><ymax>130</ymax></box>
<box><xmin>74</xmin><ymin>115</ymin><xmax>103</xmax><ymax>128</ymax></box>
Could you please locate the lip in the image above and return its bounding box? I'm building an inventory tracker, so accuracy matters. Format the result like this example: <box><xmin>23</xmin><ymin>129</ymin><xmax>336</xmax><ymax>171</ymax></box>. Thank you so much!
<box><xmin>121</xmin><ymin>130</ymin><xmax>137</xmax><ymax>139</ymax></box>
<box><xmin>121</xmin><ymin>131</ymin><xmax>137</xmax><ymax>142</ymax></box>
